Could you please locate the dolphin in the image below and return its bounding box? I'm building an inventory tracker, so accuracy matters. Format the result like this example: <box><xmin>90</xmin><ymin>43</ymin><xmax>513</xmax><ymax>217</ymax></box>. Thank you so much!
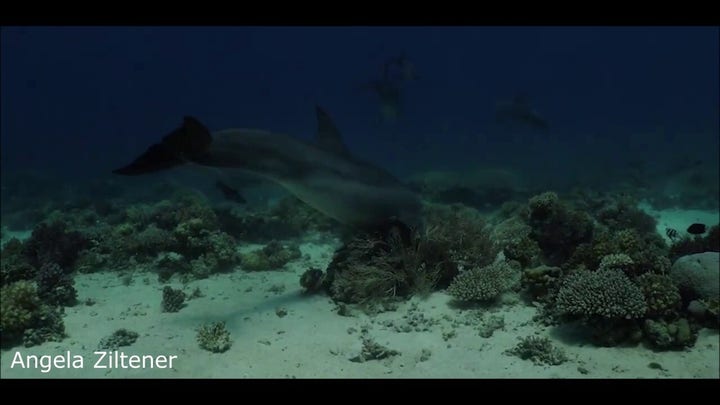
<box><xmin>360</xmin><ymin>54</ymin><xmax>418</xmax><ymax>123</ymax></box>
<box><xmin>495</xmin><ymin>95</ymin><xmax>549</xmax><ymax>131</ymax></box>
<box><xmin>113</xmin><ymin>106</ymin><xmax>422</xmax><ymax>230</ymax></box>
<box><xmin>383</xmin><ymin>53</ymin><xmax>419</xmax><ymax>83</ymax></box>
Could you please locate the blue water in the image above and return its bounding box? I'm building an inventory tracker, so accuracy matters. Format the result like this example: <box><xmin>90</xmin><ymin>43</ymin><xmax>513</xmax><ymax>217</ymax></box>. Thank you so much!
<box><xmin>1</xmin><ymin>26</ymin><xmax>718</xmax><ymax>184</ymax></box>
<box><xmin>1</xmin><ymin>26</ymin><xmax>718</xmax><ymax>379</ymax></box>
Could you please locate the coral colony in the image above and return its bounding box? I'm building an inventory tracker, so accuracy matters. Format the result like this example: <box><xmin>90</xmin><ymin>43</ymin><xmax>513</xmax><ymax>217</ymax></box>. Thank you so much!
<box><xmin>1</xmin><ymin>169</ymin><xmax>718</xmax><ymax>379</ymax></box>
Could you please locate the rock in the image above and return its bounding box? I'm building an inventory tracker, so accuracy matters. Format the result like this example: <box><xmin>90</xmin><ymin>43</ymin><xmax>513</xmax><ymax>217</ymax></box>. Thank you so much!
<box><xmin>670</xmin><ymin>252</ymin><xmax>719</xmax><ymax>301</ymax></box>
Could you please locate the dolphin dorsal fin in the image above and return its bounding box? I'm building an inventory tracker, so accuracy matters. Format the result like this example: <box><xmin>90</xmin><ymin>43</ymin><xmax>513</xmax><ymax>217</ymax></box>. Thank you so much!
<box><xmin>315</xmin><ymin>105</ymin><xmax>351</xmax><ymax>156</ymax></box>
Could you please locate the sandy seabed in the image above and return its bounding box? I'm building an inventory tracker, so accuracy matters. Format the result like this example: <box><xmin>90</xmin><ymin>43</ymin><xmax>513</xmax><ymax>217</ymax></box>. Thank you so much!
<box><xmin>1</xmin><ymin>208</ymin><xmax>719</xmax><ymax>379</ymax></box>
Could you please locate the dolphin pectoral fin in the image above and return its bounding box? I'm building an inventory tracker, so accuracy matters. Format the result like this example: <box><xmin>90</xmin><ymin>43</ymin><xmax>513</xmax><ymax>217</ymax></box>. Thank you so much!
<box><xmin>113</xmin><ymin>116</ymin><xmax>213</xmax><ymax>176</ymax></box>
<box><xmin>215</xmin><ymin>180</ymin><xmax>247</xmax><ymax>204</ymax></box>
<box><xmin>315</xmin><ymin>105</ymin><xmax>351</xmax><ymax>156</ymax></box>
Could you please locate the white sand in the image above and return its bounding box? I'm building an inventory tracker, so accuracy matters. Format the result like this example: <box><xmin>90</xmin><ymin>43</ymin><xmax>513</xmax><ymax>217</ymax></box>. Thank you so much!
<box><xmin>640</xmin><ymin>202</ymin><xmax>719</xmax><ymax>244</ymax></box>
<box><xmin>2</xmin><ymin>236</ymin><xmax>719</xmax><ymax>379</ymax></box>
<box><xmin>2</xmin><ymin>206</ymin><xmax>719</xmax><ymax>379</ymax></box>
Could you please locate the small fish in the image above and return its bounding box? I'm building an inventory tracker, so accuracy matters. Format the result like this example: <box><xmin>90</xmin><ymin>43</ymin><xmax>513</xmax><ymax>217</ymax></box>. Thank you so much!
<box><xmin>215</xmin><ymin>181</ymin><xmax>246</xmax><ymax>204</ymax></box>
<box><xmin>665</xmin><ymin>228</ymin><xmax>679</xmax><ymax>241</ymax></box>
<box><xmin>686</xmin><ymin>223</ymin><xmax>707</xmax><ymax>235</ymax></box>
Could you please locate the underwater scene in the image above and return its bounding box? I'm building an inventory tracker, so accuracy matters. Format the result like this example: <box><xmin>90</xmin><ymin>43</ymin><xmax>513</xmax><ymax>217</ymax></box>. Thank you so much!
<box><xmin>0</xmin><ymin>26</ymin><xmax>718</xmax><ymax>379</ymax></box>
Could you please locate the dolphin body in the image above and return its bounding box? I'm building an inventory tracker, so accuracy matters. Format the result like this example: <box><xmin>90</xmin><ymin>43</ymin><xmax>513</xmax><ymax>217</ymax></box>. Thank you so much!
<box><xmin>113</xmin><ymin>107</ymin><xmax>422</xmax><ymax>230</ymax></box>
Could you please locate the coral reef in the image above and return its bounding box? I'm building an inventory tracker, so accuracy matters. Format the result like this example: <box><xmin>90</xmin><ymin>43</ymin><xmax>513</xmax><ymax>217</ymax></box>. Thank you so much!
<box><xmin>0</xmin><ymin>281</ymin><xmax>66</xmax><ymax>347</ymax></box>
<box><xmin>670</xmin><ymin>225</ymin><xmax>720</xmax><ymax>262</ymax></box>
<box><xmin>406</xmin><ymin>168</ymin><xmax>528</xmax><ymax>210</ymax></box>
<box><xmin>526</xmin><ymin>192</ymin><xmax>593</xmax><ymax>266</ymax></box>
<box><xmin>668</xmin><ymin>224</ymin><xmax>719</xmax><ymax>262</ymax></box>
<box><xmin>326</xmin><ymin>227</ymin><xmax>457</xmax><ymax>305</ymax></box>
<box><xmin>299</xmin><ymin>267</ymin><xmax>326</xmax><ymax>293</ymax></box>
<box><xmin>555</xmin><ymin>269</ymin><xmax>646</xmax><ymax>320</ymax></box>
<box><xmin>23</xmin><ymin>221</ymin><xmax>88</xmax><ymax>270</ymax></box>
<box><xmin>422</xmin><ymin>203</ymin><xmax>498</xmax><ymax>268</ymax></box>
<box><xmin>1</xmin><ymin>281</ymin><xmax>42</xmax><ymax>343</ymax></box>
<box><xmin>593</xmin><ymin>193</ymin><xmax>657</xmax><ymax>234</ymax></box>
<box><xmin>35</xmin><ymin>262</ymin><xmax>77</xmax><ymax>307</ymax></box>
<box><xmin>447</xmin><ymin>259</ymin><xmax>520</xmax><ymax>303</ymax></box>
<box><xmin>635</xmin><ymin>273</ymin><xmax>681</xmax><ymax>318</ymax></box>
<box><xmin>669</xmin><ymin>252</ymin><xmax>719</xmax><ymax>301</ymax></box>
<box><xmin>215</xmin><ymin>196</ymin><xmax>337</xmax><ymax>242</ymax></box>
<box><xmin>1</xmin><ymin>238</ymin><xmax>36</xmax><ymax>285</ymax></box>
<box><xmin>686</xmin><ymin>298</ymin><xmax>719</xmax><ymax>328</ymax></box>
<box><xmin>98</xmin><ymin>329</ymin><xmax>139</xmax><ymax>350</ymax></box>
<box><xmin>240</xmin><ymin>241</ymin><xmax>301</xmax><ymax>271</ymax></box>
<box><xmin>643</xmin><ymin>318</ymin><xmax>697</xmax><ymax>350</ymax></box>
<box><xmin>154</xmin><ymin>252</ymin><xmax>190</xmax><ymax>282</ymax></box>
<box><xmin>161</xmin><ymin>286</ymin><xmax>186</xmax><ymax>313</ymax></box>
<box><xmin>196</xmin><ymin>321</ymin><xmax>232</xmax><ymax>353</ymax></box>
<box><xmin>269</xmin><ymin>196</ymin><xmax>338</xmax><ymax>234</ymax></box>
<box><xmin>567</xmin><ymin>228</ymin><xmax>669</xmax><ymax>276</ymax></box>
<box><xmin>349</xmin><ymin>337</ymin><xmax>400</xmax><ymax>363</ymax></box>
<box><xmin>505</xmin><ymin>335</ymin><xmax>567</xmax><ymax>366</ymax></box>
<box><xmin>597</xmin><ymin>253</ymin><xmax>635</xmax><ymax>273</ymax></box>
<box><xmin>76</xmin><ymin>191</ymin><xmax>241</xmax><ymax>280</ymax></box>
<box><xmin>215</xmin><ymin>208</ymin><xmax>298</xmax><ymax>241</ymax></box>
<box><xmin>492</xmin><ymin>217</ymin><xmax>543</xmax><ymax>268</ymax></box>
<box><xmin>22</xmin><ymin>306</ymin><xmax>65</xmax><ymax>348</ymax></box>
<box><xmin>521</xmin><ymin>265</ymin><xmax>562</xmax><ymax>301</ymax></box>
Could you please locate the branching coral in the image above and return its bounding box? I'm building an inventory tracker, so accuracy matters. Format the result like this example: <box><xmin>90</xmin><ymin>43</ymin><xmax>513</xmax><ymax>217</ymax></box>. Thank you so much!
<box><xmin>98</xmin><ymin>329</ymin><xmax>139</xmax><ymax>350</ymax></box>
<box><xmin>326</xmin><ymin>225</ymin><xmax>457</xmax><ymax>304</ymax></box>
<box><xmin>555</xmin><ymin>269</ymin><xmax>646</xmax><ymax>320</ymax></box>
<box><xmin>196</xmin><ymin>321</ymin><xmax>232</xmax><ymax>353</ymax></box>
<box><xmin>567</xmin><ymin>228</ymin><xmax>669</xmax><ymax>277</ymax></box>
<box><xmin>597</xmin><ymin>253</ymin><xmax>635</xmax><ymax>273</ymax></box>
<box><xmin>161</xmin><ymin>286</ymin><xmax>186</xmax><ymax>313</ymax></box>
<box><xmin>446</xmin><ymin>259</ymin><xmax>520</xmax><ymax>303</ymax></box>
<box><xmin>505</xmin><ymin>335</ymin><xmax>567</xmax><ymax>366</ymax></box>
<box><xmin>422</xmin><ymin>202</ymin><xmax>498</xmax><ymax>268</ymax></box>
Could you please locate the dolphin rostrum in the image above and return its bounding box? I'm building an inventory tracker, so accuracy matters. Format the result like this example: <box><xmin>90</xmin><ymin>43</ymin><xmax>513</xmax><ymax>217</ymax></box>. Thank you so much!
<box><xmin>113</xmin><ymin>106</ymin><xmax>422</xmax><ymax>230</ymax></box>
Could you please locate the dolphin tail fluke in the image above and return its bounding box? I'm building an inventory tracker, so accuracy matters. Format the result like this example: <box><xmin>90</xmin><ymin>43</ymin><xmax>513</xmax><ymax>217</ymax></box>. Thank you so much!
<box><xmin>113</xmin><ymin>116</ymin><xmax>212</xmax><ymax>176</ymax></box>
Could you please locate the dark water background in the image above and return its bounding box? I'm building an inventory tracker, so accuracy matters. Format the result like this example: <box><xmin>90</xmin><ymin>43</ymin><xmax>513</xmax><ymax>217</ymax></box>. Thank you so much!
<box><xmin>1</xmin><ymin>26</ymin><xmax>718</xmax><ymax>190</ymax></box>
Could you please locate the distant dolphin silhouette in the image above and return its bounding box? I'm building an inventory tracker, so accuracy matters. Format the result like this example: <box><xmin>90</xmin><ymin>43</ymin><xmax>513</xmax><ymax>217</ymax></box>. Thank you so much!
<box><xmin>495</xmin><ymin>95</ymin><xmax>549</xmax><ymax>131</ymax></box>
<box><xmin>364</xmin><ymin>79</ymin><xmax>403</xmax><ymax>123</ymax></box>
<box><xmin>361</xmin><ymin>53</ymin><xmax>418</xmax><ymax>123</ymax></box>
<box><xmin>113</xmin><ymin>106</ymin><xmax>422</xmax><ymax>230</ymax></box>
